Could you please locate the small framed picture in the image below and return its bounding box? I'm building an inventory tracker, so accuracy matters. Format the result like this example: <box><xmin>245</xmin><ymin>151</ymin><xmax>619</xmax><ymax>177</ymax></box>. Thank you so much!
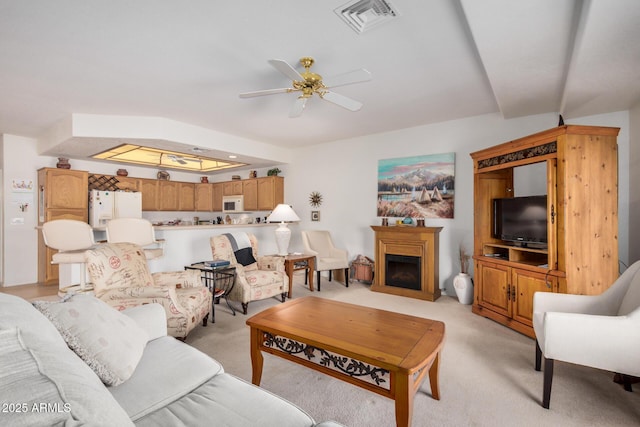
<box><xmin>311</xmin><ymin>211</ymin><xmax>320</xmax><ymax>221</ymax></box>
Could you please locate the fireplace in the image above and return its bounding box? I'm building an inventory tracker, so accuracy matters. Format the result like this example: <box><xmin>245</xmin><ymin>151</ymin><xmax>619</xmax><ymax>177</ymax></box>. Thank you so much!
<box><xmin>386</xmin><ymin>255</ymin><xmax>421</xmax><ymax>290</ymax></box>
<box><xmin>370</xmin><ymin>225</ymin><xmax>442</xmax><ymax>301</ymax></box>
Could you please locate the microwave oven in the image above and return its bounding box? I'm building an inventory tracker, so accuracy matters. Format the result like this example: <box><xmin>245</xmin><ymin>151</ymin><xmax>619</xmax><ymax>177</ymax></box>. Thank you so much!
<box><xmin>222</xmin><ymin>195</ymin><xmax>244</xmax><ymax>213</ymax></box>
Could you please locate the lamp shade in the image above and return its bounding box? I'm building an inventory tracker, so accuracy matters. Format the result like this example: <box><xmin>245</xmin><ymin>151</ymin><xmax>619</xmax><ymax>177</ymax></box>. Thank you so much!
<box><xmin>267</xmin><ymin>204</ymin><xmax>300</xmax><ymax>256</ymax></box>
<box><xmin>267</xmin><ymin>204</ymin><xmax>301</xmax><ymax>223</ymax></box>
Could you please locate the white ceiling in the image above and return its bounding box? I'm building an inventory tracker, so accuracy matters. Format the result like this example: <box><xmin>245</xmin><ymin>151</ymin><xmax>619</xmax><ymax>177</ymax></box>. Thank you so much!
<box><xmin>1</xmin><ymin>0</ymin><xmax>639</xmax><ymax>169</ymax></box>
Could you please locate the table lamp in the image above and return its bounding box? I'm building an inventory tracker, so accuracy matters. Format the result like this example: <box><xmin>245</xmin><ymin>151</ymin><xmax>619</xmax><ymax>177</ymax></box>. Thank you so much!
<box><xmin>267</xmin><ymin>204</ymin><xmax>300</xmax><ymax>256</ymax></box>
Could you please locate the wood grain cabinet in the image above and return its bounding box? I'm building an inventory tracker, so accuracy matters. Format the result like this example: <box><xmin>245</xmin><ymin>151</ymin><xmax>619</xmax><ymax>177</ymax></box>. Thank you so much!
<box><xmin>178</xmin><ymin>182</ymin><xmax>195</xmax><ymax>211</ymax></box>
<box><xmin>195</xmin><ymin>183</ymin><xmax>213</xmax><ymax>211</ymax></box>
<box><xmin>37</xmin><ymin>168</ymin><xmax>89</xmax><ymax>286</ymax></box>
<box><xmin>257</xmin><ymin>176</ymin><xmax>284</xmax><ymax>210</ymax></box>
<box><xmin>243</xmin><ymin>179</ymin><xmax>258</xmax><ymax>211</ymax></box>
<box><xmin>223</xmin><ymin>181</ymin><xmax>243</xmax><ymax>196</ymax></box>
<box><xmin>212</xmin><ymin>183</ymin><xmax>223</xmax><ymax>211</ymax></box>
<box><xmin>158</xmin><ymin>181</ymin><xmax>180</xmax><ymax>211</ymax></box>
<box><xmin>139</xmin><ymin>179</ymin><xmax>159</xmax><ymax>211</ymax></box>
<box><xmin>470</xmin><ymin>125</ymin><xmax>619</xmax><ymax>338</ymax></box>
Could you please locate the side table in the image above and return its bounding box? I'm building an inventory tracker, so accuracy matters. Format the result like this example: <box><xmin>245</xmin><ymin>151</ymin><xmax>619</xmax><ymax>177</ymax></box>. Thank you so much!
<box><xmin>185</xmin><ymin>262</ymin><xmax>236</xmax><ymax>323</ymax></box>
<box><xmin>281</xmin><ymin>254</ymin><xmax>315</xmax><ymax>298</ymax></box>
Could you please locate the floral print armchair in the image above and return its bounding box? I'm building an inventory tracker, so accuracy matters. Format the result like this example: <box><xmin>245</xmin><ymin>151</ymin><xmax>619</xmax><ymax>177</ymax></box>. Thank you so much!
<box><xmin>85</xmin><ymin>242</ymin><xmax>212</xmax><ymax>339</ymax></box>
<box><xmin>210</xmin><ymin>233</ymin><xmax>287</xmax><ymax>314</ymax></box>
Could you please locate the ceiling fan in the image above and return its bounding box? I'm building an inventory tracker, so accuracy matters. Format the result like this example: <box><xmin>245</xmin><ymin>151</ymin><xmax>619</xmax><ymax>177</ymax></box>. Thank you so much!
<box><xmin>239</xmin><ymin>57</ymin><xmax>372</xmax><ymax>118</ymax></box>
<box><xmin>166</xmin><ymin>154</ymin><xmax>201</xmax><ymax>165</ymax></box>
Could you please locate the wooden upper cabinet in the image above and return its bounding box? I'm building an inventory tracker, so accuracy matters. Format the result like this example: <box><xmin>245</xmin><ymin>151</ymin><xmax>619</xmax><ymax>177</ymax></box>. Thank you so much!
<box><xmin>212</xmin><ymin>183</ymin><xmax>223</xmax><ymax>211</ymax></box>
<box><xmin>195</xmin><ymin>183</ymin><xmax>213</xmax><ymax>211</ymax></box>
<box><xmin>115</xmin><ymin>176</ymin><xmax>139</xmax><ymax>192</ymax></box>
<box><xmin>223</xmin><ymin>180</ymin><xmax>243</xmax><ymax>196</ymax></box>
<box><xmin>243</xmin><ymin>179</ymin><xmax>258</xmax><ymax>211</ymax></box>
<box><xmin>257</xmin><ymin>176</ymin><xmax>284</xmax><ymax>210</ymax></box>
<box><xmin>39</xmin><ymin>168</ymin><xmax>88</xmax><ymax>210</ymax></box>
<box><xmin>158</xmin><ymin>181</ymin><xmax>179</xmax><ymax>211</ymax></box>
<box><xmin>178</xmin><ymin>182</ymin><xmax>195</xmax><ymax>211</ymax></box>
<box><xmin>139</xmin><ymin>179</ymin><xmax>159</xmax><ymax>211</ymax></box>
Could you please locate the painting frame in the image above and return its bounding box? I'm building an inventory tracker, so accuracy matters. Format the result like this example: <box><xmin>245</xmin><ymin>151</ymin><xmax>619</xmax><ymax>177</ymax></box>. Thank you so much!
<box><xmin>377</xmin><ymin>152</ymin><xmax>455</xmax><ymax>219</ymax></box>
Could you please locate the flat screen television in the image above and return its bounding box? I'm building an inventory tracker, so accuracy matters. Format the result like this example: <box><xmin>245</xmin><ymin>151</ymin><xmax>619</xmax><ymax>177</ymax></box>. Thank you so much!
<box><xmin>493</xmin><ymin>195</ymin><xmax>548</xmax><ymax>248</ymax></box>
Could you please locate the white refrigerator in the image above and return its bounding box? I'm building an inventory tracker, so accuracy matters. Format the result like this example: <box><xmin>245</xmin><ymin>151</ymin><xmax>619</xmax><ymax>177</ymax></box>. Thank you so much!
<box><xmin>89</xmin><ymin>190</ymin><xmax>142</xmax><ymax>227</ymax></box>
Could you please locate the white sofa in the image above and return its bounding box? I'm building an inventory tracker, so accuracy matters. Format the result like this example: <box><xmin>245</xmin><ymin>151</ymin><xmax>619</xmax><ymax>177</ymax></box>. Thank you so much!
<box><xmin>0</xmin><ymin>292</ymin><xmax>342</xmax><ymax>426</ymax></box>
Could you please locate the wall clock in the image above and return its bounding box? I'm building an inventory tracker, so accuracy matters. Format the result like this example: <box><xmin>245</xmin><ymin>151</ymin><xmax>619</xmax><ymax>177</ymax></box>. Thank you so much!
<box><xmin>309</xmin><ymin>191</ymin><xmax>323</xmax><ymax>207</ymax></box>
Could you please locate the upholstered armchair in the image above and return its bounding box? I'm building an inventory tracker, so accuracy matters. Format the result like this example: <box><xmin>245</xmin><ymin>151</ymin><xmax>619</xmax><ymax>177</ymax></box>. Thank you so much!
<box><xmin>301</xmin><ymin>230</ymin><xmax>349</xmax><ymax>291</ymax></box>
<box><xmin>210</xmin><ymin>233</ymin><xmax>287</xmax><ymax>314</ymax></box>
<box><xmin>533</xmin><ymin>260</ymin><xmax>640</xmax><ymax>409</ymax></box>
<box><xmin>85</xmin><ymin>242</ymin><xmax>212</xmax><ymax>339</ymax></box>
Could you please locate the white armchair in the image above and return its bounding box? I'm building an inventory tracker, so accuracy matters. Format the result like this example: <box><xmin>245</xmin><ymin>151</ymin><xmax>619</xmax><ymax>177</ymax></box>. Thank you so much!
<box><xmin>301</xmin><ymin>230</ymin><xmax>349</xmax><ymax>291</ymax></box>
<box><xmin>533</xmin><ymin>260</ymin><xmax>640</xmax><ymax>408</ymax></box>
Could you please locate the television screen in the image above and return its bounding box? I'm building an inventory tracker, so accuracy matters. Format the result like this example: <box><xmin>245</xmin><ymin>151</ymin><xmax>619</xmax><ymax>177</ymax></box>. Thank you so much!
<box><xmin>493</xmin><ymin>195</ymin><xmax>547</xmax><ymax>247</ymax></box>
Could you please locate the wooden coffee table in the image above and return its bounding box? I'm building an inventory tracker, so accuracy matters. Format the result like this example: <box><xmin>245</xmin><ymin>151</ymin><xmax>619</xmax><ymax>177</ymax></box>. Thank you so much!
<box><xmin>246</xmin><ymin>296</ymin><xmax>445</xmax><ymax>427</ymax></box>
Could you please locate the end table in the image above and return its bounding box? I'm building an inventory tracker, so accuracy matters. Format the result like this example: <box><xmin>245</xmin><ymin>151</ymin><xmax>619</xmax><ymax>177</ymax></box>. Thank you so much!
<box><xmin>281</xmin><ymin>254</ymin><xmax>315</xmax><ymax>298</ymax></box>
<box><xmin>185</xmin><ymin>262</ymin><xmax>236</xmax><ymax>323</ymax></box>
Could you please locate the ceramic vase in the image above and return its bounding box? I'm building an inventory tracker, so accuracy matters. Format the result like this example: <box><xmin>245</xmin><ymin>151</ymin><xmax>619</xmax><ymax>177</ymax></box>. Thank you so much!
<box><xmin>453</xmin><ymin>273</ymin><xmax>474</xmax><ymax>305</ymax></box>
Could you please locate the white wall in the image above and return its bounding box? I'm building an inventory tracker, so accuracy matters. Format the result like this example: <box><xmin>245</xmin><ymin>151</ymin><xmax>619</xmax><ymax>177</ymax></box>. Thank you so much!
<box><xmin>285</xmin><ymin>111</ymin><xmax>631</xmax><ymax>295</ymax></box>
<box><xmin>0</xmin><ymin>110</ymin><xmax>632</xmax><ymax>287</ymax></box>
<box><xmin>629</xmin><ymin>102</ymin><xmax>640</xmax><ymax>264</ymax></box>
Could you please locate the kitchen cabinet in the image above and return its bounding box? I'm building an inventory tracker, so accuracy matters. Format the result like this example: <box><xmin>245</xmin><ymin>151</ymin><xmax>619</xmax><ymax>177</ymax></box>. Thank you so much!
<box><xmin>115</xmin><ymin>176</ymin><xmax>139</xmax><ymax>192</ymax></box>
<box><xmin>178</xmin><ymin>182</ymin><xmax>195</xmax><ymax>211</ymax></box>
<box><xmin>195</xmin><ymin>183</ymin><xmax>213</xmax><ymax>211</ymax></box>
<box><xmin>139</xmin><ymin>179</ymin><xmax>159</xmax><ymax>211</ymax></box>
<box><xmin>159</xmin><ymin>181</ymin><xmax>180</xmax><ymax>211</ymax></box>
<box><xmin>223</xmin><ymin>181</ymin><xmax>243</xmax><ymax>196</ymax></box>
<box><xmin>212</xmin><ymin>183</ymin><xmax>223</xmax><ymax>211</ymax></box>
<box><xmin>37</xmin><ymin>168</ymin><xmax>88</xmax><ymax>286</ymax></box>
<box><xmin>243</xmin><ymin>179</ymin><xmax>258</xmax><ymax>211</ymax></box>
<box><xmin>471</xmin><ymin>125</ymin><xmax>619</xmax><ymax>338</ymax></box>
<box><xmin>257</xmin><ymin>176</ymin><xmax>284</xmax><ymax>211</ymax></box>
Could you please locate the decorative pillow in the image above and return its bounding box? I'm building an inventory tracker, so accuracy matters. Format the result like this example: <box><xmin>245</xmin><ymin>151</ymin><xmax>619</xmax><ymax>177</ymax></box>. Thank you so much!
<box><xmin>33</xmin><ymin>294</ymin><xmax>149</xmax><ymax>386</ymax></box>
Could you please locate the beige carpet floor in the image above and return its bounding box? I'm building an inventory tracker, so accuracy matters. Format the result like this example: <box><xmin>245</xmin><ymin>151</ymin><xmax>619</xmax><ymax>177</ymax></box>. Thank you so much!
<box><xmin>186</xmin><ymin>274</ymin><xmax>640</xmax><ymax>427</ymax></box>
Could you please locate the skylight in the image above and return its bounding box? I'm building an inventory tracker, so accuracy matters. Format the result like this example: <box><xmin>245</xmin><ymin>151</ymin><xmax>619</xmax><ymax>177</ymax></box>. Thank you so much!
<box><xmin>92</xmin><ymin>144</ymin><xmax>247</xmax><ymax>172</ymax></box>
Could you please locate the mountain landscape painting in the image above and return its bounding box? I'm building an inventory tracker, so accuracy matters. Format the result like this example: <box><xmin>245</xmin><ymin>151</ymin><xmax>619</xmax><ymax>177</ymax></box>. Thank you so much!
<box><xmin>378</xmin><ymin>153</ymin><xmax>455</xmax><ymax>219</ymax></box>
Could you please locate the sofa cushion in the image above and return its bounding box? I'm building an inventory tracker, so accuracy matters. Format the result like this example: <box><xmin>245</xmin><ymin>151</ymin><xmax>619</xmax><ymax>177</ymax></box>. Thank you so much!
<box><xmin>0</xmin><ymin>293</ymin><xmax>133</xmax><ymax>426</ymax></box>
<box><xmin>109</xmin><ymin>336</ymin><xmax>223</xmax><ymax>421</ymax></box>
<box><xmin>33</xmin><ymin>294</ymin><xmax>149</xmax><ymax>386</ymax></box>
<box><xmin>134</xmin><ymin>373</ymin><xmax>316</xmax><ymax>427</ymax></box>
<box><xmin>0</xmin><ymin>328</ymin><xmax>69</xmax><ymax>427</ymax></box>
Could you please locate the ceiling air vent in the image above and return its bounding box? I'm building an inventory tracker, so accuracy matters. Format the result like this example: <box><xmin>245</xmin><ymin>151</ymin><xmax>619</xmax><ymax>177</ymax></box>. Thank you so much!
<box><xmin>335</xmin><ymin>0</ymin><xmax>400</xmax><ymax>34</ymax></box>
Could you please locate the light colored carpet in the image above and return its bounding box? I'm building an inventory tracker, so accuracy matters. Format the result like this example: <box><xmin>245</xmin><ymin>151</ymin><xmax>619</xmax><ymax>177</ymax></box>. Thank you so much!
<box><xmin>186</xmin><ymin>275</ymin><xmax>640</xmax><ymax>427</ymax></box>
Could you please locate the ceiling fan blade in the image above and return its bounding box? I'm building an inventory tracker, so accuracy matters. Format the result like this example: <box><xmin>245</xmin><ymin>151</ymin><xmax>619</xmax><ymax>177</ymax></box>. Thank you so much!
<box><xmin>289</xmin><ymin>96</ymin><xmax>308</xmax><ymax>118</ymax></box>
<box><xmin>323</xmin><ymin>69</ymin><xmax>372</xmax><ymax>89</ymax></box>
<box><xmin>268</xmin><ymin>59</ymin><xmax>304</xmax><ymax>81</ymax></box>
<box><xmin>321</xmin><ymin>91</ymin><xmax>363</xmax><ymax>111</ymax></box>
<box><xmin>239</xmin><ymin>88</ymin><xmax>293</xmax><ymax>98</ymax></box>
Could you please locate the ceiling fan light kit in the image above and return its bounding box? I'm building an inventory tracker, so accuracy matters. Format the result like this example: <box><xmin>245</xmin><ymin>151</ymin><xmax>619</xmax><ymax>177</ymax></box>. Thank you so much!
<box><xmin>239</xmin><ymin>56</ymin><xmax>372</xmax><ymax>118</ymax></box>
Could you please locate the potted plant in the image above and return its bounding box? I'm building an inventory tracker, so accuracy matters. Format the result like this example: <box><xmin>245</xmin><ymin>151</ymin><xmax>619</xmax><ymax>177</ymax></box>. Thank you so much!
<box><xmin>453</xmin><ymin>244</ymin><xmax>474</xmax><ymax>304</ymax></box>
<box><xmin>267</xmin><ymin>168</ymin><xmax>281</xmax><ymax>176</ymax></box>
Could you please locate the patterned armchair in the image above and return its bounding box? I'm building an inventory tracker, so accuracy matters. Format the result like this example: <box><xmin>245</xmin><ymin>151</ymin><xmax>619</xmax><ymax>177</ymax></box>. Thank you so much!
<box><xmin>210</xmin><ymin>233</ymin><xmax>287</xmax><ymax>314</ymax></box>
<box><xmin>85</xmin><ymin>242</ymin><xmax>212</xmax><ymax>339</ymax></box>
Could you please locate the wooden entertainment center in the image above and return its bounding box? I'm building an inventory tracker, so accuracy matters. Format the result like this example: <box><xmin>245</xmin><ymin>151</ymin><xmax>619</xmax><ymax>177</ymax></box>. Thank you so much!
<box><xmin>470</xmin><ymin>125</ymin><xmax>619</xmax><ymax>338</ymax></box>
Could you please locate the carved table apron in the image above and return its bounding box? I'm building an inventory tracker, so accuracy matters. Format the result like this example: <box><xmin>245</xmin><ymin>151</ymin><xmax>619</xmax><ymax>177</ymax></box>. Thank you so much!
<box><xmin>246</xmin><ymin>296</ymin><xmax>445</xmax><ymax>427</ymax></box>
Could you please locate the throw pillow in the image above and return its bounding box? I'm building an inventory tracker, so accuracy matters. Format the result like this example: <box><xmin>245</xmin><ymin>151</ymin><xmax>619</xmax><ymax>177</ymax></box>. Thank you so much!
<box><xmin>33</xmin><ymin>294</ymin><xmax>149</xmax><ymax>386</ymax></box>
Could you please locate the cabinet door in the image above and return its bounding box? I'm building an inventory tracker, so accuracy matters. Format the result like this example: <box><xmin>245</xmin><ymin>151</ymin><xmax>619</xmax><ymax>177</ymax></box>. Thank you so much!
<box><xmin>212</xmin><ymin>183</ymin><xmax>223</xmax><ymax>211</ymax></box>
<box><xmin>115</xmin><ymin>176</ymin><xmax>139</xmax><ymax>192</ymax></box>
<box><xmin>477</xmin><ymin>261</ymin><xmax>511</xmax><ymax>317</ymax></box>
<box><xmin>195</xmin><ymin>183</ymin><xmax>213</xmax><ymax>211</ymax></box>
<box><xmin>139</xmin><ymin>179</ymin><xmax>159</xmax><ymax>211</ymax></box>
<box><xmin>511</xmin><ymin>269</ymin><xmax>556</xmax><ymax>327</ymax></box>
<box><xmin>243</xmin><ymin>179</ymin><xmax>258</xmax><ymax>211</ymax></box>
<box><xmin>223</xmin><ymin>181</ymin><xmax>243</xmax><ymax>196</ymax></box>
<box><xmin>257</xmin><ymin>176</ymin><xmax>284</xmax><ymax>210</ymax></box>
<box><xmin>42</xmin><ymin>169</ymin><xmax>88</xmax><ymax>209</ymax></box>
<box><xmin>159</xmin><ymin>181</ymin><xmax>179</xmax><ymax>211</ymax></box>
<box><xmin>178</xmin><ymin>182</ymin><xmax>195</xmax><ymax>211</ymax></box>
